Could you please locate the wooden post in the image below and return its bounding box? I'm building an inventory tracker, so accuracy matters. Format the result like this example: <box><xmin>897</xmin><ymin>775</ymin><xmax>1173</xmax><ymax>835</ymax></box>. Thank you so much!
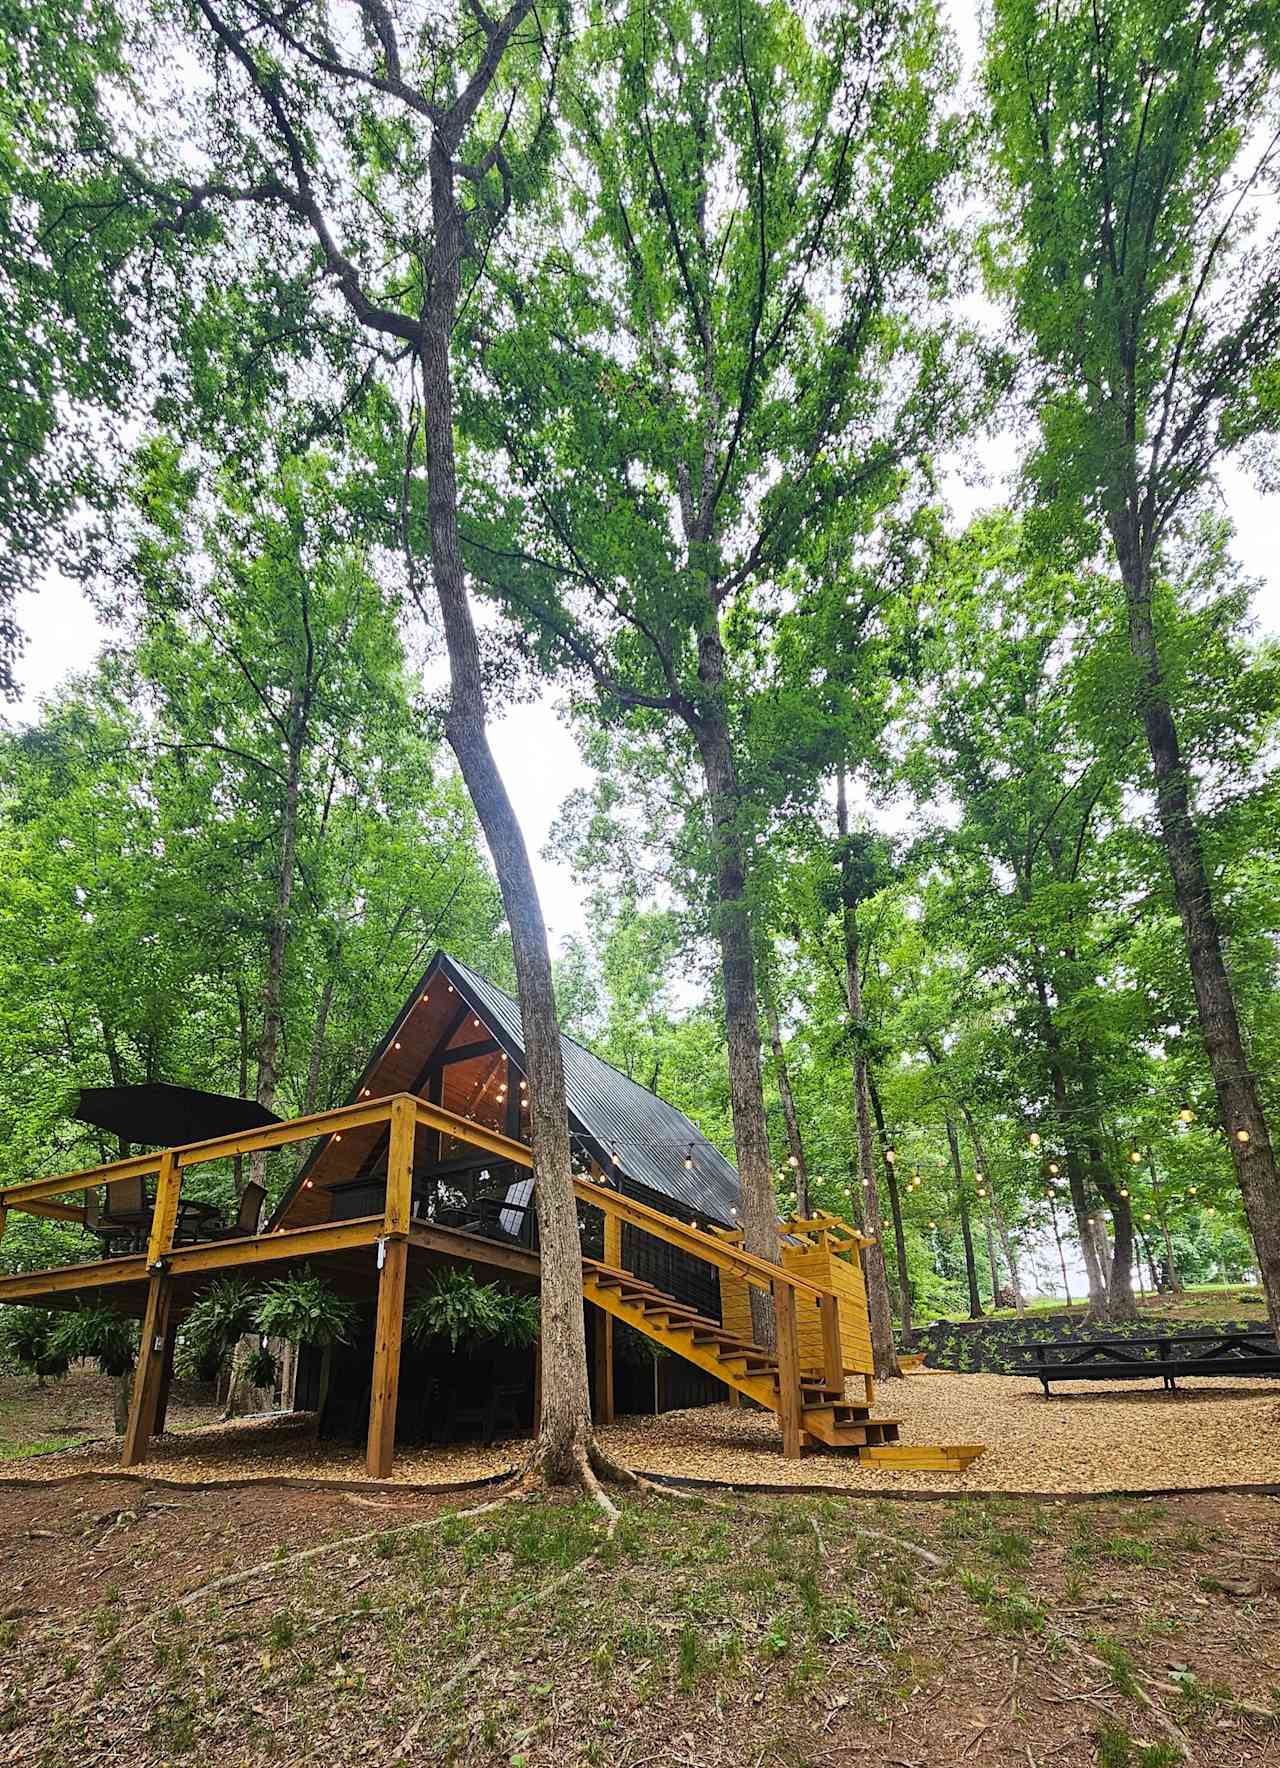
<box><xmin>0</xmin><ymin>1206</ymin><xmax>7</xmax><ymax>1249</ymax></box>
<box><xmin>366</xmin><ymin>1095</ymin><xmax>415</xmax><ymax>1479</ymax></box>
<box><xmin>121</xmin><ymin>1272</ymin><xmax>173</xmax><ymax>1467</ymax></box>
<box><xmin>592</xmin><ymin>1304</ymin><xmax>614</xmax><ymax>1425</ymax></box>
<box><xmin>604</xmin><ymin>1208</ymin><xmax>622</xmax><ymax>1273</ymax></box>
<box><xmin>153</xmin><ymin>1319</ymin><xmax>179</xmax><ymax>1438</ymax></box>
<box><xmin>384</xmin><ymin>1093</ymin><xmax>415</xmax><ymax>1235</ymax></box>
<box><xmin>146</xmin><ymin>1150</ymin><xmax>181</xmax><ymax>1267</ymax></box>
<box><xmin>820</xmin><ymin>1292</ymin><xmax>843</xmax><ymax>1390</ymax></box>
<box><xmin>772</xmin><ymin>1277</ymin><xmax>803</xmax><ymax>1460</ymax></box>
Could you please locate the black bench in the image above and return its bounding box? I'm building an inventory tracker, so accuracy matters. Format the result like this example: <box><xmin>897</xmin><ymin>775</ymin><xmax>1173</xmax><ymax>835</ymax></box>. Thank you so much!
<box><xmin>1013</xmin><ymin>1330</ymin><xmax>1280</xmax><ymax>1397</ymax></box>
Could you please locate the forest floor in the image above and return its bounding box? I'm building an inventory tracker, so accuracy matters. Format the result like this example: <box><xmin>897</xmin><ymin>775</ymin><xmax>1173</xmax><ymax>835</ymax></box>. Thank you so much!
<box><xmin>2</xmin><ymin>1474</ymin><xmax>1279</xmax><ymax>1767</ymax></box>
<box><xmin>10</xmin><ymin>1366</ymin><xmax>1280</xmax><ymax>1496</ymax></box>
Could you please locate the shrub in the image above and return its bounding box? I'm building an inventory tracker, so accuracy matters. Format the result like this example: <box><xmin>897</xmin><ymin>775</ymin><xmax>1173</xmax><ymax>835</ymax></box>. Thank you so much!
<box><xmin>46</xmin><ymin>1305</ymin><xmax>138</xmax><ymax>1377</ymax></box>
<box><xmin>0</xmin><ymin>1309</ymin><xmax>71</xmax><ymax>1383</ymax></box>
<box><xmin>253</xmin><ymin>1267</ymin><xmax>358</xmax><ymax>1347</ymax></box>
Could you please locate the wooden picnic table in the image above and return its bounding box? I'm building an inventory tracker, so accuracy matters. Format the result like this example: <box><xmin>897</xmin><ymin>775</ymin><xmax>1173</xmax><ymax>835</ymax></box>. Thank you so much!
<box><xmin>1013</xmin><ymin>1329</ymin><xmax>1280</xmax><ymax>1397</ymax></box>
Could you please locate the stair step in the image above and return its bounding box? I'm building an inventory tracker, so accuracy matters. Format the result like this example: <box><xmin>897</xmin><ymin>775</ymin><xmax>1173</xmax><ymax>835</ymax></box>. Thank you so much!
<box><xmin>859</xmin><ymin>1442</ymin><xmax>983</xmax><ymax>1471</ymax></box>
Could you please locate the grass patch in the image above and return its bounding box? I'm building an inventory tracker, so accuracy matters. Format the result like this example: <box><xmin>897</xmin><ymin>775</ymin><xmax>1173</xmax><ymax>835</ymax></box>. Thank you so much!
<box><xmin>1093</xmin><ymin>1721</ymin><xmax>1183</xmax><ymax>1767</ymax></box>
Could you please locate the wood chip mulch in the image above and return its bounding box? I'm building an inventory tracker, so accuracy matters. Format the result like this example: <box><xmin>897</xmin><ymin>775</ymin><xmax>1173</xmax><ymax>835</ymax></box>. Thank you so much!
<box><xmin>11</xmin><ymin>1370</ymin><xmax>1280</xmax><ymax>1497</ymax></box>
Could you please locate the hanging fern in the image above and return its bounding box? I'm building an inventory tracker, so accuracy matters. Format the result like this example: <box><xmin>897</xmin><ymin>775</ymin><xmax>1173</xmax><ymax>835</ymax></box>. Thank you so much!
<box><xmin>242</xmin><ymin>1344</ymin><xmax>279</xmax><ymax>1390</ymax></box>
<box><xmin>0</xmin><ymin>1308</ymin><xmax>70</xmax><ymax>1382</ymax></box>
<box><xmin>253</xmin><ymin>1267</ymin><xmax>358</xmax><ymax>1347</ymax></box>
<box><xmin>177</xmin><ymin>1278</ymin><xmax>260</xmax><ymax>1380</ymax></box>
<box><xmin>46</xmin><ymin>1304</ymin><xmax>138</xmax><ymax>1378</ymax></box>
<box><xmin>405</xmin><ymin>1267</ymin><xmax>539</xmax><ymax>1351</ymax></box>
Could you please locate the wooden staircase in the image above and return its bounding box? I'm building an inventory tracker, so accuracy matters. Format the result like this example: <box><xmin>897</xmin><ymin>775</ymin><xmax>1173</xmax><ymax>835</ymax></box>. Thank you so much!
<box><xmin>584</xmin><ymin>1259</ymin><xmax>983</xmax><ymax>1465</ymax></box>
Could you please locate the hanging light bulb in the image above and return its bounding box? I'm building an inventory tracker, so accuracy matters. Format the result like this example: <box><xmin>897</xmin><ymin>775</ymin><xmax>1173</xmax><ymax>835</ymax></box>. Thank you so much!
<box><xmin>1143</xmin><ymin>1212</ymin><xmax>1153</xmax><ymax>1222</ymax></box>
<box><xmin>1187</xmin><ymin>1185</ymin><xmax>1197</xmax><ymax>1196</ymax></box>
<box><xmin>1129</xmin><ymin>1150</ymin><xmax>1142</xmax><ymax>1165</ymax></box>
<box><xmin>977</xmin><ymin>1185</ymin><xmax>987</xmax><ymax>1197</ymax></box>
<box><xmin>975</xmin><ymin>1169</ymin><xmax>984</xmax><ymax>1182</ymax></box>
<box><xmin>928</xmin><ymin>1220</ymin><xmax>937</xmax><ymax>1230</ymax></box>
<box><xmin>611</xmin><ymin>1146</ymin><xmax>620</xmax><ymax>1165</ymax></box>
<box><xmin>1236</xmin><ymin>1128</ymin><xmax>1251</xmax><ymax>1144</ymax></box>
<box><xmin>884</xmin><ymin>1147</ymin><xmax>897</xmax><ymax>1164</ymax></box>
<box><xmin>684</xmin><ymin>1145</ymin><xmax>694</xmax><ymax>1170</ymax></box>
<box><xmin>1178</xmin><ymin>1106</ymin><xmax>1195</xmax><ymax>1125</ymax></box>
<box><xmin>787</xmin><ymin>1154</ymin><xmax>799</xmax><ymax>1169</ymax></box>
<box><xmin>1119</xmin><ymin>1187</ymin><xmax>1129</xmax><ymax>1198</ymax></box>
<box><xmin>1048</xmin><ymin>1161</ymin><xmax>1060</xmax><ymax>1175</ymax></box>
<box><xmin>1028</xmin><ymin>1131</ymin><xmax>1041</xmax><ymax>1148</ymax></box>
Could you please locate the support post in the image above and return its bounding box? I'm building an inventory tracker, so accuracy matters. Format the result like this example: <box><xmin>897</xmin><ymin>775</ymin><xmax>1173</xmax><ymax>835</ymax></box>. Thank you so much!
<box><xmin>366</xmin><ymin>1237</ymin><xmax>408</xmax><ymax>1478</ymax></box>
<box><xmin>0</xmin><ymin>1206</ymin><xmax>7</xmax><ymax>1248</ymax></box>
<box><xmin>146</xmin><ymin>1150</ymin><xmax>181</xmax><ymax>1267</ymax></box>
<box><xmin>604</xmin><ymin>1208</ymin><xmax>622</xmax><ymax>1273</ymax></box>
<box><xmin>366</xmin><ymin>1094</ymin><xmax>415</xmax><ymax>1478</ymax></box>
<box><xmin>121</xmin><ymin>1272</ymin><xmax>173</xmax><ymax>1467</ymax></box>
<box><xmin>153</xmin><ymin>1318</ymin><xmax>179</xmax><ymax>1438</ymax></box>
<box><xmin>592</xmin><ymin>1304</ymin><xmax>614</xmax><ymax>1425</ymax></box>
<box><xmin>819</xmin><ymin>1292</ymin><xmax>843</xmax><ymax>1391</ymax></box>
<box><xmin>772</xmin><ymin>1277</ymin><xmax>803</xmax><ymax>1460</ymax></box>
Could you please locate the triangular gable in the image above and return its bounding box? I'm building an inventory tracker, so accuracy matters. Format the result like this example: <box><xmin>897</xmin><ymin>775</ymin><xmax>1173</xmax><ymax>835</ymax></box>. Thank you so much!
<box><xmin>270</xmin><ymin>951</ymin><xmax>742</xmax><ymax>1232</ymax></box>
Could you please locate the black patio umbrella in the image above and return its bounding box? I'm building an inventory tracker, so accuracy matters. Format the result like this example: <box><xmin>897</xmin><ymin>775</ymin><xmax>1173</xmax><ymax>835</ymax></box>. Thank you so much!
<box><xmin>74</xmin><ymin>1082</ymin><xmax>281</xmax><ymax>1150</ymax></box>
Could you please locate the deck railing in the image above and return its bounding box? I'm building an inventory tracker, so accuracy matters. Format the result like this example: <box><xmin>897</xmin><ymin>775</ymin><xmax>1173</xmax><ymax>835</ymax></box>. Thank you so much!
<box><xmin>0</xmin><ymin>1093</ymin><xmax>855</xmax><ymax>1465</ymax></box>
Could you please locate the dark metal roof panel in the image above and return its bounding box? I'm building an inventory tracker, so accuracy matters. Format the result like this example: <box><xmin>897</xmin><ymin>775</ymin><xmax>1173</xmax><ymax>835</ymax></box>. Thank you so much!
<box><xmin>439</xmin><ymin>953</ymin><xmax>742</xmax><ymax>1228</ymax></box>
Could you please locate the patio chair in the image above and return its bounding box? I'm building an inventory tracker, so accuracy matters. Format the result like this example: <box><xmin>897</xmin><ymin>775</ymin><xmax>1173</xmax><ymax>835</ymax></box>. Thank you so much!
<box><xmin>83</xmin><ymin>1187</ymin><xmax>138</xmax><ymax>1258</ymax></box>
<box><xmin>198</xmin><ymin>1180</ymin><xmax>267</xmax><ymax>1241</ymax></box>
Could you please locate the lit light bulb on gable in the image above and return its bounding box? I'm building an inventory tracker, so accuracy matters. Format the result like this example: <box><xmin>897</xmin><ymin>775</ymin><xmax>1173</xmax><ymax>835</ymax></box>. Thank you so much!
<box><xmin>1028</xmin><ymin>1131</ymin><xmax>1041</xmax><ymax>1148</ymax></box>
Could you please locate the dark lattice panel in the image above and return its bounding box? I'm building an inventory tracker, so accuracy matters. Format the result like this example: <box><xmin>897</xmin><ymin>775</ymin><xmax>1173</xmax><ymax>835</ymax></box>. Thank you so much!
<box><xmin>620</xmin><ymin>1220</ymin><xmax>722</xmax><ymax>1322</ymax></box>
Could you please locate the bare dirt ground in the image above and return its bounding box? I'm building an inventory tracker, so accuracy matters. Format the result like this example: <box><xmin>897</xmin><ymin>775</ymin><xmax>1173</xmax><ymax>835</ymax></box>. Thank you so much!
<box><xmin>2</xmin><ymin>1475</ymin><xmax>1278</xmax><ymax>1767</ymax></box>
<box><xmin>0</xmin><ymin>1366</ymin><xmax>221</xmax><ymax>1463</ymax></box>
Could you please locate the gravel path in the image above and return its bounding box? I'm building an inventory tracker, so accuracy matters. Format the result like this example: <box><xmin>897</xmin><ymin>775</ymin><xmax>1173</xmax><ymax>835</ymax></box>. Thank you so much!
<box><xmin>8</xmin><ymin>1369</ymin><xmax>1280</xmax><ymax>1495</ymax></box>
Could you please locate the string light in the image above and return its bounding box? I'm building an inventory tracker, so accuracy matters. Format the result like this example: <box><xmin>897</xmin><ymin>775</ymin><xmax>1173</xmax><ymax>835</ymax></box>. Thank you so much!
<box><xmin>884</xmin><ymin>1147</ymin><xmax>897</xmax><ymax>1165</ymax></box>
<box><xmin>1129</xmin><ymin>1150</ymin><xmax>1142</xmax><ymax>1165</ymax></box>
<box><xmin>1143</xmin><ymin>1212</ymin><xmax>1153</xmax><ymax>1222</ymax></box>
<box><xmin>1236</xmin><ymin>1129</ymin><xmax>1251</xmax><ymax>1144</ymax></box>
<box><xmin>1048</xmin><ymin>1161</ymin><xmax>1059</xmax><ymax>1175</ymax></box>
<box><xmin>928</xmin><ymin>1220</ymin><xmax>937</xmax><ymax>1230</ymax></box>
<box><xmin>1178</xmin><ymin>1106</ymin><xmax>1195</xmax><ymax>1125</ymax></box>
<box><xmin>1028</xmin><ymin>1132</ymin><xmax>1041</xmax><ymax>1148</ymax></box>
<box><xmin>975</xmin><ymin>1169</ymin><xmax>984</xmax><ymax>1182</ymax></box>
<box><xmin>684</xmin><ymin>1145</ymin><xmax>694</xmax><ymax>1170</ymax></box>
<box><xmin>1119</xmin><ymin>1187</ymin><xmax>1129</xmax><ymax>1198</ymax></box>
<box><xmin>1187</xmin><ymin>1185</ymin><xmax>1197</xmax><ymax>1196</ymax></box>
<box><xmin>787</xmin><ymin>1154</ymin><xmax>799</xmax><ymax>1169</ymax></box>
<box><xmin>393</xmin><ymin>1041</ymin><xmax>401</xmax><ymax>1051</ymax></box>
<box><xmin>334</xmin><ymin>1134</ymin><xmax>342</xmax><ymax>1143</ymax></box>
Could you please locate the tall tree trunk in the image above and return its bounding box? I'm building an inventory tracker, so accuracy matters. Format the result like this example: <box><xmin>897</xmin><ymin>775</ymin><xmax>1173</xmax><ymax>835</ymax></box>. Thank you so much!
<box><xmin>1048</xmin><ymin>1195</ymin><xmax>1073</xmax><ymax>1308</ymax></box>
<box><xmin>1035</xmin><ymin>986</ymin><xmax>1108</xmax><ymax>1316</ymax></box>
<box><xmin>1086</xmin><ymin>1139</ymin><xmax>1137</xmax><ymax>1322</ymax></box>
<box><xmin>945</xmin><ymin>1117</ymin><xmax>983</xmax><ymax>1319</ymax></box>
<box><xmin>233</xmin><ymin>978</ymin><xmax>249</xmax><ymax>1198</ymax></box>
<box><xmin>302</xmin><ymin>973</ymin><xmax>336</xmax><ymax>1116</ymax></box>
<box><xmin>1147</xmin><ymin>1154</ymin><xmax>1183</xmax><ymax>1291</ymax></box>
<box><xmin>869</xmin><ymin>1075</ymin><xmax>913</xmax><ymax>1345</ymax></box>
<box><xmin>227</xmin><ymin>696</ymin><xmax>305</xmax><ymax>1424</ymax></box>
<box><xmin>959</xmin><ymin>1106</ymin><xmax>1025</xmax><ymax>1317</ymax></box>
<box><xmin>836</xmin><ymin>773</ymin><xmax>898</xmax><ymax>1378</ymax></box>
<box><xmin>1116</xmin><ymin>535</ymin><xmax>1280</xmax><ymax>1342</ymax></box>
<box><xmin>419</xmin><ymin>116</ymin><xmax>612</xmax><ymax>1487</ymax></box>
<box><xmin>764</xmin><ymin>993</ymin><xmax>810</xmax><ymax>1220</ymax></box>
<box><xmin>983</xmin><ymin>1213</ymin><xmax>1002</xmax><ymax>1304</ymax></box>
<box><xmin>690</xmin><ymin>688</ymin><xmax>778</xmax><ymax>1344</ymax></box>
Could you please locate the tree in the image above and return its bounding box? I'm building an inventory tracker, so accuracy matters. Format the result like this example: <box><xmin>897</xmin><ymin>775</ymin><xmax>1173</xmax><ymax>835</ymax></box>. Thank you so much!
<box><xmin>459</xmin><ymin>0</ymin><xmax>982</xmax><ymax>1326</ymax></box>
<box><xmin>986</xmin><ymin>0</ymin><xmax>1280</xmax><ymax>1335</ymax></box>
<box><xmin>91</xmin><ymin>0</ymin><xmax>633</xmax><ymax>1498</ymax></box>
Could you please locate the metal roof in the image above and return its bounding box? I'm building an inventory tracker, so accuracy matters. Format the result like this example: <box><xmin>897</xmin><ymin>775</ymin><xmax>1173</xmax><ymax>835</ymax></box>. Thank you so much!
<box><xmin>437</xmin><ymin>952</ymin><xmax>742</xmax><ymax>1228</ymax></box>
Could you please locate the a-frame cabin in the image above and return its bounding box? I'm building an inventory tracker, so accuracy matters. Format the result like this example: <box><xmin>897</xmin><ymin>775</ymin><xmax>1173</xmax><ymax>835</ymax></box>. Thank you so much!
<box><xmin>0</xmin><ymin>952</ymin><xmax>983</xmax><ymax>1476</ymax></box>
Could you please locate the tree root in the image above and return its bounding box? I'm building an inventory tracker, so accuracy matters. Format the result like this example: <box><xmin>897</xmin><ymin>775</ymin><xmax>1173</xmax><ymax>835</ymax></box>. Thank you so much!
<box><xmin>97</xmin><ymin>1493</ymin><xmax>519</xmax><ymax>1656</ymax></box>
<box><xmin>389</xmin><ymin>1499</ymin><xmax>620</xmax><ymax>1762</ymax></box>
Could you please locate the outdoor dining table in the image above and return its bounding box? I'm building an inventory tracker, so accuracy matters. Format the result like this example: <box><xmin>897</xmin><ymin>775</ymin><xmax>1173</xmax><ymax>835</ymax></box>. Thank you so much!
<box><xmin>90</xmin><ymin>1197</ymin><xmax>224</xmax><ymax>1253</ymax></box>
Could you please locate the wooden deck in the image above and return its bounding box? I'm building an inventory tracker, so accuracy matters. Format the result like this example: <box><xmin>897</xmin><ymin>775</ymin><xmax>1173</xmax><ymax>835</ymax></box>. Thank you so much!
<box><xmin>0</xmin><ymin>1094</ymin><xmax>982</xmax><ymax>1479</ymax></box>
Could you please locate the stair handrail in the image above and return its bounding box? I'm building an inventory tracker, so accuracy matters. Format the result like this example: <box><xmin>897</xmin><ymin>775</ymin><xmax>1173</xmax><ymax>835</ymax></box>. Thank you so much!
<box><xmin>573</xmin><ymin>1175</ymin><xmax>832</xmax><ymax>1303</ymax></box>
